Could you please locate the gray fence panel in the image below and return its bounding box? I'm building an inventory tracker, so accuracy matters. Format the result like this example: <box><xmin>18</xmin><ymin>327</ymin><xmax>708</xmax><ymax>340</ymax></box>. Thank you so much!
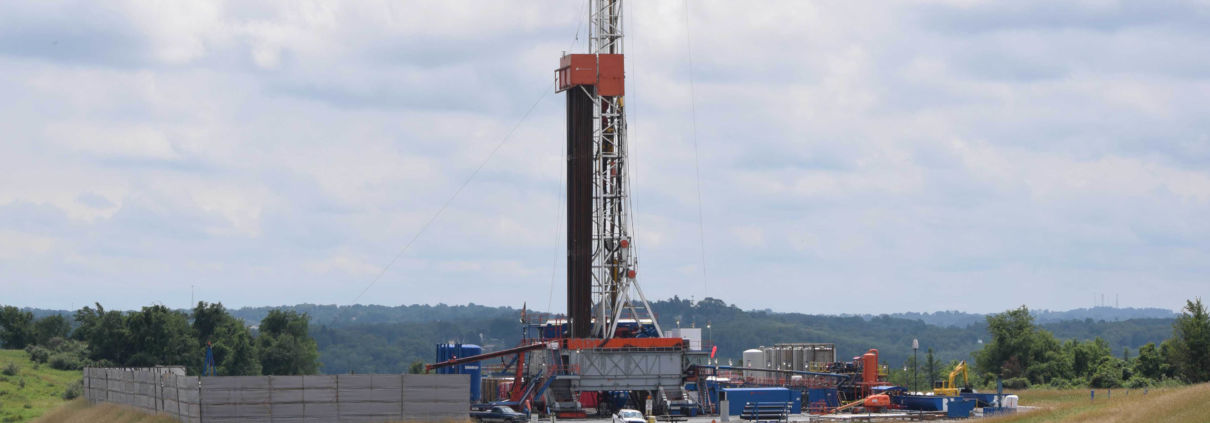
<box><xmin>201</xmin><ymin>387</ymin><xmax>272</xmax><ymax>403</ymax></box>
<box><xmin>272</xmin><ymin>387</ymin><xmax>305</xmax><ymax>403</ymax></box>
<box><xmin>85</xmin><ymin>368</ymin><xmax>471</xmax><ymax>423</ymax></box>
<box><xmin>303</xmin><ymin>375</ymin><xmax>337</xmax><ymax>388</ymax></box>
<box><xmin>402</xmin><ymin>374</ymin><xmax>470</xmax><ymax>420</ymax></box>
<box><xmin>337</xmin><ymin>374</ymin><xmax>374</xmax><ymax>389</ymax></box>
<box><xmin>338</xmin><ymin>389</ymin><xmax>400</xmax><ymax>403</ymax></box>
<box><xmin>201</xmin><ymin>375</ymin><xmax>270</xmax><ymax>390</ymax></box>
<box><xmin>271</xmin><ymin>375</ymin><xmax>305</xmax><ymax>389</ymax></box>
<box><xmin>271</xmin><ymin>403</ymin><xmax>306</xmax><ymax>417</ymax></box>
<box><xmin>303</xmin><ymin>387</ymin><xmax>337</xmax><ymax>402</ymax></box>
<box><xmin>302</xmin><ymin>402</ymin><xmax>339</xmax><ymax>418</ymax></box>
<box><xmin>342</xmin><ymin>401</ymin><xmax>402</xmax><ymax>415</ymax></box>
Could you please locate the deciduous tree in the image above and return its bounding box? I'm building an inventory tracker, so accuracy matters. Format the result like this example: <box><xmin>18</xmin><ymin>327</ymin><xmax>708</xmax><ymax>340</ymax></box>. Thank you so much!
<box><xmin>0</xmin><ymin>306</ymin><xmax>35</xmax><ymax>348</ymax></box>
<box><xmin>1171</xmin><ymin>298</ymin><xmax>1210</xmax><ymax>383</ymax></box>
<box><xmin>257</xmin><ymin>310</ymin><xmax>319</xmax><ymax>375</ymax></box>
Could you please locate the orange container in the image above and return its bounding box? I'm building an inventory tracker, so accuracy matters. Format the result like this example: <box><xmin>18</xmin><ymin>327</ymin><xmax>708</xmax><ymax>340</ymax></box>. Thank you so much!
<box><xmin>865</xmin><ymin>394</ymin><xmax>890</xmax><ymax>408</ymax></box>
<box><xmin>556</xmin><ymin>54</ymin><xmax>625</xmax><ymax>96</ymax></box>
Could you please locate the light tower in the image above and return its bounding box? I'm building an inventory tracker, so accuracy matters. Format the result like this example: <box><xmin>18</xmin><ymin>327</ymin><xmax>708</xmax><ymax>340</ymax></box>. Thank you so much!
<box><xmin>557</xmin><ymin>0</ymin><xmax>661</xmax><ymax>339</ymax></box>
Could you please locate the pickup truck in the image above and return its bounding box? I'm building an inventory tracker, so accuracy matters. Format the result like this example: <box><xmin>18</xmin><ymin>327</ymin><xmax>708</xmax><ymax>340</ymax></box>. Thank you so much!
<box><xmin>470</xmin><ymin>406</ymin><xmax>528</xmax><ymax>423</ymax></box>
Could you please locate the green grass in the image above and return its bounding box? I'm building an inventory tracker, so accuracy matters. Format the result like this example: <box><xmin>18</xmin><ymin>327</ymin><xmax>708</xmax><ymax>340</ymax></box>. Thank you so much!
<box><xmin>984</xmin><ymin>383</ymin><xmax>1210</xmax><ymax>423</ymax></box>
<box><xmin>0</xmin><ymin>349</ymin><xmax>79</xmax><ymax>423</ymax></box>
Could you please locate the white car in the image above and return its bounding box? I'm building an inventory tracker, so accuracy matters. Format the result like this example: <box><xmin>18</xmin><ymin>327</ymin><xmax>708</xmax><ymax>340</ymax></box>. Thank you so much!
<box><xmin>613</xmin><ymin>409</ymin><xmax>646</xmax><ymax>423</ymax></box>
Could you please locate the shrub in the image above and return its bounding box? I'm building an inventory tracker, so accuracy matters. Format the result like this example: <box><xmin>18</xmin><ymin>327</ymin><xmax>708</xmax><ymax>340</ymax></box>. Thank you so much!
<box><xmin>1090</xmin><ymin>361</ymin><xmax>1125</xmax><ymax>388</ymax></box>
<box><xmin>1154</xmin><ymin>378</ymin><xmax>1185</xmax><ymax>388</ymax></box>
<box><xmin>62</xmin><ymin>379</ymin><xmax>83</xmax><ymax>400</ymax></box>
<box><xmin>44</xmin><ymin>336</ymin><xmax>65</xmax><ymax>350</ymax></box>
<box><xmin>1002</xmin><ymin>377</ymin><xmax>1030</xmax><ymax>389</ymax></box>
<box><xmin>26</xmin><ymin>346</ymin><xmax>50</xmax><ymax>364</ymax></box>
<box><xmin>1126</xmin><ymin>376</ymin><xmax>1154</xmax><ymax>388</ymax></box>
<box><xmin>48</xmin><ymin>353</ymin><xmax>84</xmax><ymax>371</ymax></box>
<box><xmin>1</xmin><ymin>362</ymin><xmax>17</xmax><ymax>376</ymax></box>
<box><xmin>1044</xmin><ymin>378</ymin><xmax>1074</xmax><ymax>389</ymax></box>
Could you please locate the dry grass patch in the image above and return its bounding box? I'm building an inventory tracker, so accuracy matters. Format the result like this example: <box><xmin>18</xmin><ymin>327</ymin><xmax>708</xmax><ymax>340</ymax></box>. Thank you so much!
<box><xmin>36</xmin><ymin>400</ymin><xmax>477</xmax><ymax>423</ymax></box>
<box><xmin>983</xmin><ymin>383</ymin><xmax>1210</xmax><ymax>423</ymax></box>
<box><xmin>33</xmin><ymin>400</ymin><xmax>177</xmax><ymax>423</ymax></box>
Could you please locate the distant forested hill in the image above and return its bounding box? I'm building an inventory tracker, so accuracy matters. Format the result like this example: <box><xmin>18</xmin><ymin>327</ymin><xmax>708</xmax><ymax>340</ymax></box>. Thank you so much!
<box><xmin>12</xmin><ymin>299</ymin><xmax>1176</xmax><ymax>375</ymax></box>
<box><xmin>303</xmin><ymin>297</ymin><xmax>1176</xmax><ymax>374</ymax></box>
<box><xmin>879</xmin><ymin>307</ymin><xmax>1176</xmax><ymax>328</ymax></box>
<box><xmin>228</xmin><ymin>303</ymin><xmax>517</xmax><ymax>327</ymax></box>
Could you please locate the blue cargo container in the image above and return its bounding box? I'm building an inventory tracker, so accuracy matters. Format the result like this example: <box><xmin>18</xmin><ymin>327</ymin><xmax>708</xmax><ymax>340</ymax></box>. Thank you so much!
<box><xmin>946</xmin><ymin>398</ymin><xmax>976</xmax><ymax>418</ymax></box>
<box><xmin>721</xmin><ymin>388</ymin><xmax>801</xmax><ymax>416</ymax></box>
<box><xmin>805</xmin><ymin>388</ymin><xmax>839</xmax><ymax>412</ymax></box>
<box><xmin>436</xmin><ymin>343</ymin><xmax>483</xmax><ymax>402</ymax></box>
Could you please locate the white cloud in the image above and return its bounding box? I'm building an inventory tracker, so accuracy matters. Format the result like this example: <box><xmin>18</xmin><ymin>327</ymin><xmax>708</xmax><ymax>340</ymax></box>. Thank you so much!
<box><xmin>0</xmin><ymin>0</ymin><xmax>1207</xmax><ymax>313</ymax></box>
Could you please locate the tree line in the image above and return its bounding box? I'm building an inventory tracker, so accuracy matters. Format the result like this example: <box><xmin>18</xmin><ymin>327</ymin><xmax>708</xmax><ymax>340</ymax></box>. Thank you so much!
<box><xmin>965</xmin><ymin>298</ymin><xmax>1209</xmax><ymax>389</ymax></box>
<box><xmin>0</xmin><ymin>302</ymin><xmax>319</xmax><ymax>376</ymax></box>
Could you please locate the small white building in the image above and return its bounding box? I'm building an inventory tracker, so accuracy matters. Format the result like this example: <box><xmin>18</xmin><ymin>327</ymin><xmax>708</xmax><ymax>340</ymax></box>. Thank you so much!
<box><xmin>665</xmin><ymin>327</ymin><xmax>702</xmax><ymax>351</ymax></box>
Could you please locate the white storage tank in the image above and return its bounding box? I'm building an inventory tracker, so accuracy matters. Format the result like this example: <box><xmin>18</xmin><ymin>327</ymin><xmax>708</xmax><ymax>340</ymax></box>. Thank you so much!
<box><xmin>742</xmin><ymin>349</ymin><xmax>764</xmax><ymax>378</ymax></box>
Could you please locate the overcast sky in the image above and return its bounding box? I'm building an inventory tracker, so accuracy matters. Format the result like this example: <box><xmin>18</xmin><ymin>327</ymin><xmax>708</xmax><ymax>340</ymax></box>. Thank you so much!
<box><xmin>1</xmin><ymin>1</ymin><xmax>1208</xmax><ymax>314</ymax></box>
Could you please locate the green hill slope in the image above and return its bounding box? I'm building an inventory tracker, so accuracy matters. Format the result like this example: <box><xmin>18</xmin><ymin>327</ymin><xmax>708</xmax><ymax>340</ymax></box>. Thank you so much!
<box><xmin>0</xmin><ymin>349</ymin><xmax>80</xmax><ymax>422</ymax></box>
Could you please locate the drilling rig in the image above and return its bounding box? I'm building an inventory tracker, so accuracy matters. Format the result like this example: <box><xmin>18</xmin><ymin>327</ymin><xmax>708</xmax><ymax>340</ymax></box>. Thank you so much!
<box><xmin>557</xmin><ymin>0</ymin><xmax>661</xmax><ymax>341</ymax></box>
<box><xmin>428</xmin><ymin>0</ymin><xmax>695</xmax><ymax>417</ymax></box>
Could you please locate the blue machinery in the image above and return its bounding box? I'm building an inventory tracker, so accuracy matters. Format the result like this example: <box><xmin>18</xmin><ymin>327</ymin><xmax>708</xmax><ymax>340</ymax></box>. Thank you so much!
<box><xmin>691</xmin><ymin>365</ymin><xmax>851</xmax><ymax>414</ymax></box>
<box><xmin>203</xmin><ymin>342</ymin><xmax>216</xmax><ymax>376</ymax></box>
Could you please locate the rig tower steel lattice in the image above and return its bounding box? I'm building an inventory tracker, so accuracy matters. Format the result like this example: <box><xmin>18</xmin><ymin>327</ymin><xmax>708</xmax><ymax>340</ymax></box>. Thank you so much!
<box><xmin>558</xmin><ymin>0</ymin><xmax>661</xmax><ymax>339</ymax></box>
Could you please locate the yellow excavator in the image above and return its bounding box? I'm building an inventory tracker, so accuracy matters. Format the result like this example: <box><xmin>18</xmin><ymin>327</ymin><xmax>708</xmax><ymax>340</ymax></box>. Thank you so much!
<box><xmin>932</xmin><ymin>360</ymin><xmax>973</xmax><ymax>396</ymax></box>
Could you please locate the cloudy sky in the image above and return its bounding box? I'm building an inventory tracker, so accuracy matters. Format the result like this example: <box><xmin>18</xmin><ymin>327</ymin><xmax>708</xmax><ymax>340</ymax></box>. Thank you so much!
<box><xmin>1</xmin><ymin>1</ymin><xmax>1208</xmax><ymax>314</ymax></box>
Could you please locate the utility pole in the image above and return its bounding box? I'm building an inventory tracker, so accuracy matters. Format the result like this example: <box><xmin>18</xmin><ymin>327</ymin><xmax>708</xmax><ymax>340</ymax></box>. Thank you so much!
<box><xmin>912</xmin><ymin>338</ymin><xmax>919</xmax><ymax>393</ymax></box>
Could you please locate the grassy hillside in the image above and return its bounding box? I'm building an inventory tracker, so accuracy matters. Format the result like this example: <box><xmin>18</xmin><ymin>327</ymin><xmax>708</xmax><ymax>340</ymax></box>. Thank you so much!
<box><xmin>0</xmin><ymin>350</ymin><xmax>79</xmax><ymax>422</ymax></box>
<box><xmin>988</xmin><ymin>383</ymin><xmax>1210</xmax><ymax>423</ymax></box>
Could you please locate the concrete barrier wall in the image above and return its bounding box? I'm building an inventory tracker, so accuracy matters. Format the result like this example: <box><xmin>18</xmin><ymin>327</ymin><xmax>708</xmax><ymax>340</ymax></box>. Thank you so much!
<box><xmin>84</xmin><ymin>368</ymin><xmax>469</xmax><ymax>423</ymax></box>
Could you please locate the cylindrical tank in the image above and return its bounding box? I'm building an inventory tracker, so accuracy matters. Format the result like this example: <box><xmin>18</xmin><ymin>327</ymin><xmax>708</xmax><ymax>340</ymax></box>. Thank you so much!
<box><xmin>743</xmin><ymin>349</ymin><xmax>764</xmax><ymax>378</ymax></box>
<box><xmin>792</xmin><ymin>347</ymin><xmax>804</xmax><ymax>371</ymax></box>
<box><xmin>862</xmin><ymin>349</ymin><xmax>879</xmax><ymax>386</ymax></box>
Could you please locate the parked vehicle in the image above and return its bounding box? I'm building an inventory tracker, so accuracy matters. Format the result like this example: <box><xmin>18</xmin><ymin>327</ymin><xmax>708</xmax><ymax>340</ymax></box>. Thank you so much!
<box><xmin>471</xmin><ymin>406</ymin><xmax>528</xmax><ymax>423</ymax></box>
<box><xmin>613</xmin><ymin>408</ymin><xmax>646</xmax><ymax>423</ymax></box>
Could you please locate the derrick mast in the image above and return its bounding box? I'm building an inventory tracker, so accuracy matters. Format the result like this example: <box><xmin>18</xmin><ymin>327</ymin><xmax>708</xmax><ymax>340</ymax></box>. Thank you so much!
<box><xmin>557</xmin><ymin>0</ymin><xmax>660</xmax><ymax>339</ymax></box>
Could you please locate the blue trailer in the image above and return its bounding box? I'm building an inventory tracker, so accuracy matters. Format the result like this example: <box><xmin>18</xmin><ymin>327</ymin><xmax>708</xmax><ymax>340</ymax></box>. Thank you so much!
<box><xmin>893</xmin><ymin>395</ymin><xmax>970</xmax><ymax>413</ymax></box>
<box><xmin>721</xmin><ymin>387</ymin><xmax>801</xmax><ymax>416</ymax></box>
